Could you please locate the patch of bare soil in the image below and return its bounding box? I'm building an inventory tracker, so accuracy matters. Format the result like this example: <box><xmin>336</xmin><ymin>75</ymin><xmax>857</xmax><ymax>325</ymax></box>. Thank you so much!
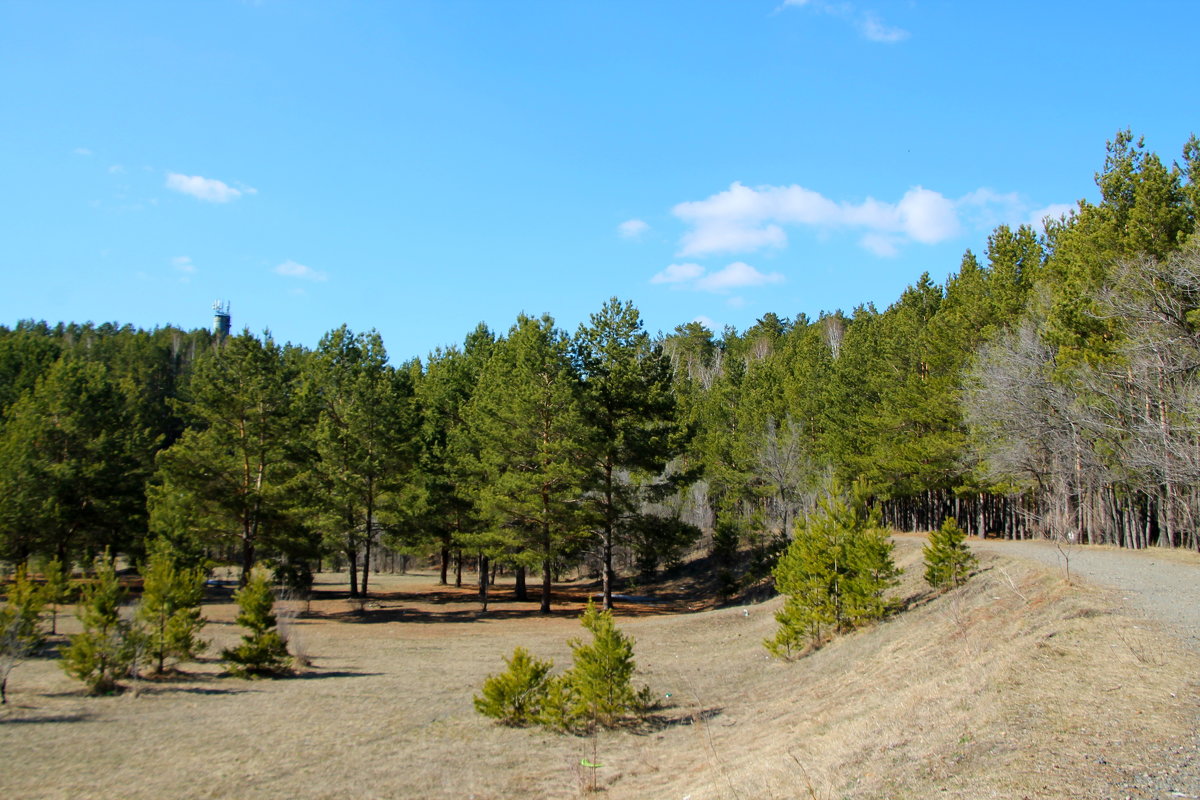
<box><xmin>2</xmin><ymin>540</ymin><xmax>1196</xmax><ymax>799</ymax></box>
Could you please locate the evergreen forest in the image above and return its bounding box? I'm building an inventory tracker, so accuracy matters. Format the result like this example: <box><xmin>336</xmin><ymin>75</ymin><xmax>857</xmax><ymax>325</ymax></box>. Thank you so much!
<box><xmin>3</xmin><ymin>130</ymin><xmax>1200</xmax><ymax>599</ymax></box>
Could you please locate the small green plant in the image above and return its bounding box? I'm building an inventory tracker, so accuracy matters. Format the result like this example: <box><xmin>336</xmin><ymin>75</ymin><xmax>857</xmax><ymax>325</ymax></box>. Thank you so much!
<box><xmin>1</xmin><ymin>566</ymin><xmax>49</xmax><ymax>704</ymax></box>
<box><xmin>40</xmin><ymin>557</ymin><xmax>69</xmax><ymax>636</ymax></box>
<box><xmin>3</xmin><ymin>565</ymin><xmax>46</xmax><ymax>650</ymax></box>
<box><xmin>923</xmin><ymin>517</ymin><xmax>978</xmax><ymax>590</ymax></box>
<box><xmin>61</xmin><ymin>554</ymin><xmax>138</xmax><ymax>695</ymax></box>
<box><xmin>556</xmin><ymin>600</ymin><xmax>646</xmax><ymax>730</ymax></box>
<box><xmin>473</xmin><ymin>646</ymin><xmax>554</xmax><ymax>725</ymax></box>
<box><xmin>136</xmin><ymin>540</ymin><xmax>208</xmax><ymax>674</ymax></box>
<box><xmin>476</xmin><ymin>601</ymin><xmax>651</xmax><ymax>733</ymax></box>
<box><xmin>766</xmin><ymin>480</ymin><xmax>901</xmax><ymax>659</ymax></box>
<box><xmin>222</xmin><ymin>567</ymin><xmax>290</xmax><ymax>678</ymax></box>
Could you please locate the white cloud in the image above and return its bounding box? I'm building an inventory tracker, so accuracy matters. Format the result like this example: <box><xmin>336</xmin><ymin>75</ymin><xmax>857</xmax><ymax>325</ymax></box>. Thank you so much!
<box><xmin>172</xmin><ymin>256</ymin><xmax>196</xmax><ymax>273</ymax></box>
<box><xmin>695</xmin><ymin>262</ymin><xmax>785</xmax><ymax>293</ymax></box>
<box><xmin>618</xmin><ymin>219</ymin><xmax>649</xmax><ymax>239</ymax></box>
<box><xmin>860</xmin><ymin>233</ymin><xmax>900</xmax><ymax>257</ymax></box>
<box><xmin>670</xmin><ymin>181</ymin><xmax>1062</xmax><ymax>258</ymax></box>
<box><xmin>727</xmin><ymin>296</ymin><xmax>747</xmax><ymax>309</ymax></box>
<box><xmin>673</xmin><ymin>181</ymin><xmax>963</xmax><ymax>257</ymax></box>
<box><xmin>1027</xmin><ymin>203</ymin><xmax>1075</xmax><ymax>231</ymax></box>
<box><xmin>692</xmin><ymin>315</ymin><xmax>717</xmax><ymax>331</ymax></box>
<box><xmin>897</xmin><ymin>187</ymin><xmax>960</xmax><ymax>243</ymax></box>
<box><xmin>784</xmin><ymin>1</ymin><xmax>909</xmax><ymax>44</ymax></box>
<box><xmin>652</xmin><ymin>261</ymin><xmax>785</xmax><ymax>294</ymax></box>
<box><xmin>165</xmin><ymin>172</ymin><xmax>253</xmax><ymax>203</ymax></box>
<box><xmin>860</xmin><ymin>12</ymin><xmax>909</xmax><ymax>42</ymax></box>
<box><xmin>274</xmin><ymin>260</ymin><xmax>328</xmax><ymax>281</ymax></box>
<box><xmin>73</xmin><ymin>147</ymin><xmax>92</xmax><ymax>156</ymax></box>
<box><xmin>651</xmin><ymin>263</ymin><xmax>705</xmax><ymax>284</ymax></box>
<box><xmin>108</xmin><ymin>164</ymin><xmax>125</xmax><ymax>174</ymax></box>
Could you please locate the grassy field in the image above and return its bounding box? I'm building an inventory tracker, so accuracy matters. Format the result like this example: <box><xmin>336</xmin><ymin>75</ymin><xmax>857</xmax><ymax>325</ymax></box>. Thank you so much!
<box><xmin>2</xmin><ymin>538</ymin><xmax>1196</xmax><ymax>799</ymax></box>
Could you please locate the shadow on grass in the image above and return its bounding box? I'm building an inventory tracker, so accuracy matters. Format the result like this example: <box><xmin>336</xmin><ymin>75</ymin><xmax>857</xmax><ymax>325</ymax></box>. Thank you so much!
<box><xmin>0</xmin><ymin>711</ymin><xmax>96</xmax><ymax>725</ymax></box>
<box><xmin>289</xmin><ymin>670</ymin><xmax>382</xmax><ymax>680</ymax></box>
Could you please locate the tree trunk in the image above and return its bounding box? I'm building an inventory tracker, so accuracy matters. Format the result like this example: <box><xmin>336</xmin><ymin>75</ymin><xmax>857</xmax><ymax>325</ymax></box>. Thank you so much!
<box><xmin>439</xmin><ymin>546</ymin><xmax>450</xmax><ymax>585</ymax></box>
<box><xmin>515</xmin><ymin>566</ymin><xmax>527</xmax><ymax>601</ymax></box>
<box><xmin>362</xmin><ymin>537</ymin><xmax>372</xmax><ymax>597</ymax></box>
<box><xmin>540</xmin><ymin>558</ymin><xmax>552</xmax><ymax>614</ymax></box>
<box><xmin>347</xmin><ymin>548</ymin><xmax>359</xmax><ymax>597</ymax></box>
<box><xmin>454</xmin><ymin>550</ymin><xmax>463</xmax><ymax>588</ymax></box>
<box><xmin>478</xmin><ymin>553</ymin><xmax>489</xmax><ymax>612</ymax></box>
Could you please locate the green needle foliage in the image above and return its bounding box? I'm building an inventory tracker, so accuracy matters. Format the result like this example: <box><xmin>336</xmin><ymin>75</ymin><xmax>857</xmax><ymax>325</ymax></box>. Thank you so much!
<box><xmin>553</xmin><ymin>600</ymin><xmax>648</xmax><ymax>731</ymax></box>
<box><xmin>766</xmin><ymin>481</ymin><xmax>901</xmax><ymax>659</ymax></box>
<box><xmin>3</xmin><ymin>565</ymin><xmax>46</xmax><ymax>650</ymax></box>
<box><xmin>222</xmin><ymin>567</ymin><xmax>290</xmax><ymax>678</ymax></box>
<box><xmin>475</xmin><ymin>601</ymin><xmax>650</xmax><ymax>732</ymax></box>
<box><xmin>62</xmin><ymin>554</ymin><xmax>138</xmax><ymax>695</ymax></box>
<box><xmin>923</xmin><ymin>516</ymin><xmax>978</xmax><ymax>590</ymax></box>
<box><xmin>40</xmin><ymin>557</ymin><xmax>69</xmax><ymax>636</ymax></box>
<box><xmin>473</xmin><ymin>646</ymin><xmax>554</xmax><ymax>726</ymax></box>
<box><xmin>137</xmin><ymin>540</ymin><xmax>208</xmax><ymax>674</ymax></box>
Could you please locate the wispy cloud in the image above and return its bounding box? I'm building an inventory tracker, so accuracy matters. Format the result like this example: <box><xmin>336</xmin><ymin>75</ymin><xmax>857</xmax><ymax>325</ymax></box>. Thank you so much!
<box><xmin>165</xmin><ymin>172</ymin><xmax>254</xmax><ymax>203</ymax></box>
<box><xmin>860</xmin><ymin>12</ymin><xmax>909</xmax><ymax>42</ymax></box>
<box><xmin>172</xmin><ymin>256</ymin><xmax>196</xmax><ymax>274</ymax></box>
<box><xmin>73</xmin><ymin>147</ymin><xmax>93</xmax><ymax>156</ymax></box>
<box><xmin>617</xmin><ymin>219</ymin><xmax>649</xmax><ymax>239</ymax></box>
<box><xmin>652</xmin><ymin>261</ymin><xmax>785</xmax><ymax>294</ymax></box>
<box><xmin>783</xmin><ymin>1</ymin><xmax>909</xmax><ymax>44</ymax></box>
<box><xmin>274</xmin><ymin>260</ymin><xmax>327</xmax><ymax>281</ymax></box>
<box><xmin>651</xmin><ymin>263</ymin><xmax>705</xmax><ymax>285</ymax></box>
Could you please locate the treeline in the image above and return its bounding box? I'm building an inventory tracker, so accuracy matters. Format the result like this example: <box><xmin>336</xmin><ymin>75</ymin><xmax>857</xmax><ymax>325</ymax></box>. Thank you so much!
<box><xmin>669</xmin><ymin>130</ymin><xmax>1200</xmax><ymax>550</ymax></box>
<box><xmin>0</xmin><ymin>302</ymin><xmax>694</xmax><ymax>610</ymax></box>
<box><xmin>2</xmin><ymin>130</ymin><xmax>1199</xmax><ymax>596</ymax></box>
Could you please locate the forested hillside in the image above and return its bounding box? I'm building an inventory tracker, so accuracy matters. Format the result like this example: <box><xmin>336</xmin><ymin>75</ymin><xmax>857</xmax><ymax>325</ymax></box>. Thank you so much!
<box><xmin>2</xmin><ymin>131</ymin><xmax>1199</xmax><ymax>595</ymax></box>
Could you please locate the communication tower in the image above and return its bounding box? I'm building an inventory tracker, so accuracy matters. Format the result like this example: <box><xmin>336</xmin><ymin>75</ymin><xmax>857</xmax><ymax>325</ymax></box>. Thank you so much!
<box><xmin>212</xmin><ymin>300</ymin><xmax>231</xmax><ymax>338</ymax></box>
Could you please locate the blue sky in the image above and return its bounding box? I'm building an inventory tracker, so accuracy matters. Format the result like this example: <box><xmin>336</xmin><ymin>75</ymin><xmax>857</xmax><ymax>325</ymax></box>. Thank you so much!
<box><xmin>2</xmin><ymin>1</ymin><xmax>1196</xmax><ymax>360</ymax></box>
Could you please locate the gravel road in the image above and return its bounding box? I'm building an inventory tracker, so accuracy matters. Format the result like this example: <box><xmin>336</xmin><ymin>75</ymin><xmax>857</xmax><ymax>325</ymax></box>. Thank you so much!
<box><xmin>970</xmin><ymin>537</ymin><xmax>1200</xmax><ymax>799</ymax></box>
<box><xmin>970</xmin><ymin>538</ymin><xmax>1200</xmax><ymax>650</ymax></box>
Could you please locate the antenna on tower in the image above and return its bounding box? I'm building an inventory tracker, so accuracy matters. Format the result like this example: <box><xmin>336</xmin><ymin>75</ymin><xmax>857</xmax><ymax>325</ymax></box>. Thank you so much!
<box><xmin>212</xmin><ymin>300</ymin><xmax>231</xmax><ymax>338</ymax></box>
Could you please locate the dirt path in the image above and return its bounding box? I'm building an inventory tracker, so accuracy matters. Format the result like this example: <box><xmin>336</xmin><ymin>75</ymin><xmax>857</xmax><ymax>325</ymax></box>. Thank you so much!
<box><xmin>970</xmin><ymin>537</ymin><xmax>1200</xmax><ymax>649</ymax></box>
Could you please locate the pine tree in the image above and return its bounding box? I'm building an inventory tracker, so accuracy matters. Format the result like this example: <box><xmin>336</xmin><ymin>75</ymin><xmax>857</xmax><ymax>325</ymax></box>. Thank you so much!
<box><xmin>1</xmin><ymin>566</ymin><xmax>48</xmax><ymax>704</ymax></box>
<box><xmin>150</xmin><ymin>331</ymin><xmax>303</xmax><ymax>585</ymax></box>
<box><xmin>40</xmin><ymin>557</ymin><xmax>69</xmax><ymax>636</ymax></box>
<box><xmin>923</xmin><ymin>517</ymin><xmax>977</xmax><ymax>590</ymax></box>
<box><xmin>556</xmin><ymin>600</ymin><xmax>646</xmax><ymax>730</ymax></box>
<box><xmin>473</xmin><ymin>646</ymin><xmax>554</xmax><ymax>726</ymax></box>
<box><xmin>61</xmin><ymin>554</ymin><xmax>137</xmax><ymax>695</ymax></box>
<box><xmin>575</xmin><ymin>298</ymin><xmax>687</xmax><ymax>609</ymax></box>
<box><xmin>136</xmin><ymin>540</ymin><xmax>207</xmax><ymax>674</ymax></box>
<box><xmin>766</xmin><ymin>481</ymin><xmax>900</xmax><ymax>659</ymax></box>
<box><xmin>465</xmin><ymin>314</ymin><xmax>591</xmax><ymax>613</ymax></box>
<box><xmin>222</xmin><ymin>567</ymin><xmax>290</xmax><ymax>678</ymax></box>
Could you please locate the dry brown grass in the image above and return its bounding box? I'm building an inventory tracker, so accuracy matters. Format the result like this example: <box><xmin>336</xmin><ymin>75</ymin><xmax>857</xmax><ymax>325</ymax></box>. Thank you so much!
<box><xmin>1</xmin><ymin>540</ymin><xmax>1195</xmax><ymax>799</ymax></box>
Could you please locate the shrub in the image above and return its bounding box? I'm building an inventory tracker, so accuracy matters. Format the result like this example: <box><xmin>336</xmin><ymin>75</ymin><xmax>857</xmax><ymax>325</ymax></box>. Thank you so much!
<box><xmin>1</xmin><ymin>566</ymin><xmax>48</xmax><ymax>704</ymax></box>
<box><xmin>222</xmin><ymin>567</ymin><xmax>290</xmax><ymax>678</ymax></box>
<box><xmin>766</xmin><ymin>480</ymin><xmax>901</xmax><ymax>659</ymax></box>
<box><xmin>137</xmin><ymin>540</ymin><xmax>208</xmax><ymax>674</ymax></box>
<box><xmin>556</xmin><ymin>600</ymin><xmax>646</xmax><ymax>730</ymax></box>
<box><xmin>923</xmin><ymin>516</ymin><xmax>978</xmax><ymax>590</ymax></box>
<box><xmin>473</xmin><ymin>646</ymin><xmax>554</xmax><ymax>726</ymax></box>
<box><xmin>476</xmin><ymin>601</ymin><xmax>651</xmax><ymax>733</ymax></box>
<box><xmin>3</xmin><ymin>565</ymin><xmax>46</xmax><ymax>650</ymax></box>
<box><xmin>61</xmin><ymin>554</ymin><xmax>138</xmax><ymax>695</ymax></box>
<box><xmin>40</xmin><ymin>557</ymin><xmax>69</xmax><ymax>636</ymax></box>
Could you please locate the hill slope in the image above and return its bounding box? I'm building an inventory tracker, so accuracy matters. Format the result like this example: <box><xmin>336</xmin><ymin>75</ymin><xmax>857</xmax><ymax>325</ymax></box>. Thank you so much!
<box><xmin>1</xmin><ymin>538</ymin><xmax>1196</xmax><ymax>799</ymax></box>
